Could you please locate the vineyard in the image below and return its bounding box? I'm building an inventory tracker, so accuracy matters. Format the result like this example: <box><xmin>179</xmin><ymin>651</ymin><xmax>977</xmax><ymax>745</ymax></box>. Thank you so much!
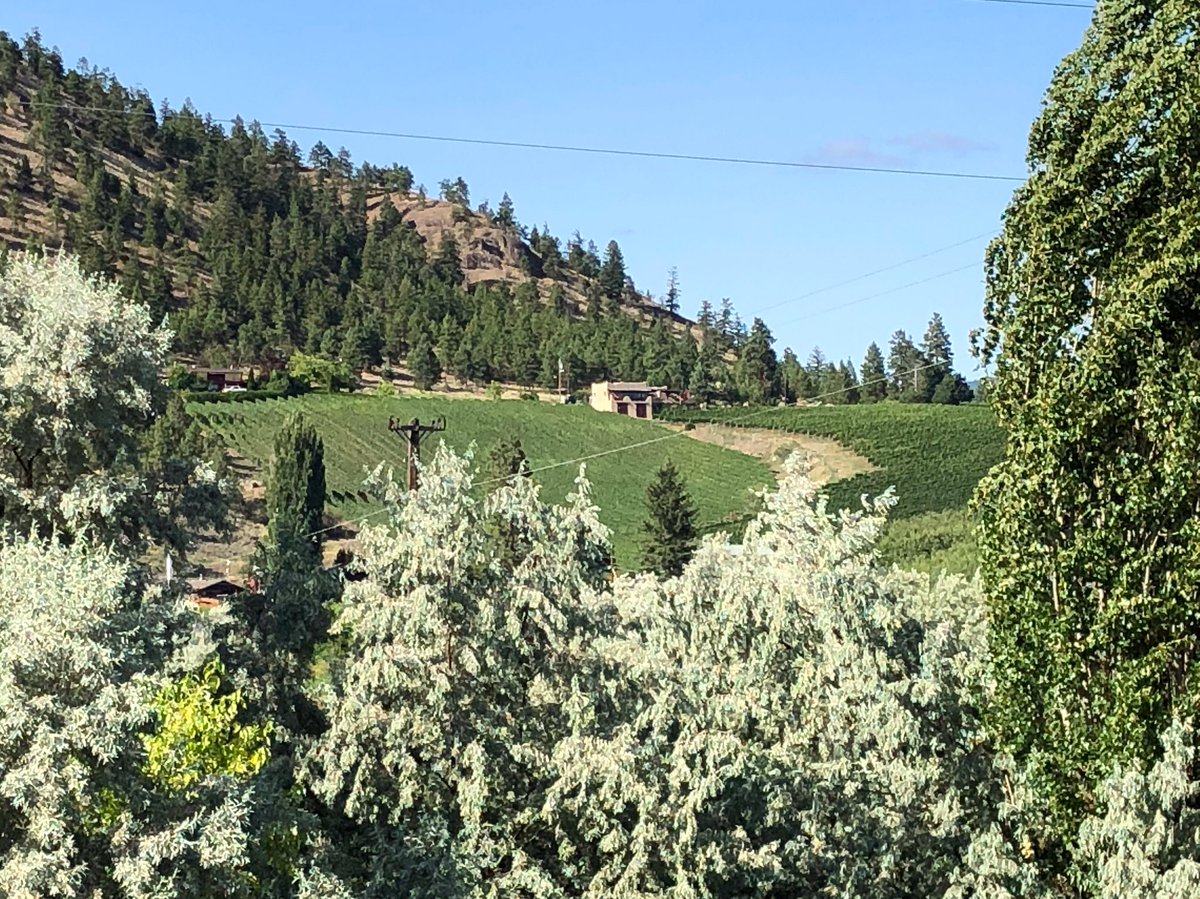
<box><xmin>662</xmin><ymin>403</ymin><xmax>1004</xmax><ymax>517</ymax></box>
<box><xmin>662</xmin><ymin>403</ymin><xmax>1006</xmax><ymax>573</ymax></box>
<box><xmin>191</xmin><ymin>393</ymin><xmax>775</xmax><ymax>569</ymax></box>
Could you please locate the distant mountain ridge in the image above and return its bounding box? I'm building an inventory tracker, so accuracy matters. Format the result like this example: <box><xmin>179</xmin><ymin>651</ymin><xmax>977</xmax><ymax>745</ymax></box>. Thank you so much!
<box><xmin>0</xmin><ymin>28</ymin><xmax>706</xmax><ymax>390</ymax></box>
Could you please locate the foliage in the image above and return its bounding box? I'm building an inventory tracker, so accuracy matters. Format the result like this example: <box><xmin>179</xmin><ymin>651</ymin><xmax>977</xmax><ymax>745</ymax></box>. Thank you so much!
<box><xmin>640</xmin><ymin>458</ymin><xmax>698</xmax><ymax>577</ymax></box>
<box><xmin>303</xmin><ymin>448</ymin><xmax>614</xmax><ymax>893</ymax></box>
<box><xmin>263</xmin><ymin>412</ymin><xmax>326</xmax><ymax>567</ymax></box>
<box><xmin>301</xmin><ymin>448</ymin><xmax>1040</xmax><ymax>896</ymax></box>
<box><xmin>876</xmin><ymin>507</ymin><xmax>980</xmax><ymax>576</ymax></box>
<box><xmin>193</xmin><ymin>393</ymin><xmax>772</xmax><ymax>570</ymax></box>
<box><xmin>288</xmin><ymin>352</ymin><xmax>354</xmax><ymax>393</ymax></box>
<box><xmin>485</xmin><ymin>433</ymin><xmax>530</xmax><ymax>483</ymax></box>
<box><xmin>142</xmin><ymin>658</ymin><xmax>272</xmax><ymax>795</ymax></box>
<box><xmin>973</xmin><ymin>0</ymin><xmax>1200</xmax><ymax>852</ymax></box>
<box><xmin>1073</xmin><ymin>719</ymin><xmax>1200</xmax><ymax>897</ymax></box>
<box><xmin>408</xmin><ymin>333</ymin><xmax>441</xmax><ymax>390</ymax></box>
<box><xmin>0</xmin><ymin>537</ymin><xmax>172</xmax><ymax>895</ymax></box>
<box><xmin>0</xmin><ymin>252</ymin><xmax>227</xmax><ymax>557</ymax></box>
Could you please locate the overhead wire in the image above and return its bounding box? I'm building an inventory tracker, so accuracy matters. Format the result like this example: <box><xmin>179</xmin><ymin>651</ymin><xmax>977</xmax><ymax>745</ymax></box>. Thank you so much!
<box><xmin>972</xmin><ymin>0</ymin><xmax>1093</xmax><ymax>8</ymax></box>
<box><xmin>770</xmin><ymin>261</ymin><xmax>983</xmax><ymax>328</ymax></box>
<box><xmin>20</xmin><ymin>99</ymin><xmax>1026</xmax><ymax>184</ymax></box>
<box><xmin>747</xmin><ymin>229</ymin><xmax>996</xmax><ymax>317</ymax></box>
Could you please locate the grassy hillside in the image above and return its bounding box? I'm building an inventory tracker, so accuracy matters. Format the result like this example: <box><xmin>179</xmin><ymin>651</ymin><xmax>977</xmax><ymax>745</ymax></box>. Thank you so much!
<box><xmin>662</xmin><ymin>403</ymin><xmax>1005</xmax><ymax>574</ymax></box>
<box><xmin>192</xmin><ymin>394</ymin><xmax>775</xmax><ymax>570</ymax></box>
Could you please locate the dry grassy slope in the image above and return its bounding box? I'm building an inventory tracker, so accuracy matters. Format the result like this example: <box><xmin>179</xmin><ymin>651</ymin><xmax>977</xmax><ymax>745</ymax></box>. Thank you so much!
<box><xmin>0</xmin><ymin>81</ymin><xmax>212</xmax><ymax>302</ymax></box>
<box><xmin>0</xmin><ymin>78</ymin><xmax>696</xmax><ymax>337</ymax></box>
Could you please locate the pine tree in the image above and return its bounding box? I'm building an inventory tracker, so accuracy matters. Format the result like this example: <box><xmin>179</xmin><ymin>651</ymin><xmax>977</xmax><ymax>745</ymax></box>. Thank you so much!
<box><xmin>887</xmin><ymin>330</ymin><xmax>924</xmax><ymax>401</ymax></box>
<box><xmin>599</xmin><ymin>240</ymin><xmax>626</xmax><ymax>302</ymax></box>
<box><xmin>264</xmin><ymin>412</ymin><xmax>326</xmax><ymax>566</ymax></box>
<box><xmin>496</xmin><ymin>192</ymin><xmax>516</xmax><ymax>229</ymax></box>
<box><xmin>735</xmin><ymin>318</ymin><xmax>778</xmax><ymax>404</ymax></box>
<box><xmin>409</xmin><ymin>333</ymin><xmax>441</xmax><ymax>390</ymax></box>
<box><xmin>921</xmin><ymin>312</ymin><xmax>953</xmax><ymax>377</ymax></box>
<box><xmin>860</xmin><ymin>342</ymin><xmax>888</xmax><ymax>402</ymax></box>
<box><xmin>641</xmin><ymin>459</ymin><xmax>698</xmax><ymax>578</ymax></box>
<box><xmin>486</xmin><ymin>434</ymin><xmax>530</xmax><ymax>483</ymax></box>
<box><xmin>664</xmin><ymin>267</ymin><xmax>681</xmax><ymax>314</ymax></box>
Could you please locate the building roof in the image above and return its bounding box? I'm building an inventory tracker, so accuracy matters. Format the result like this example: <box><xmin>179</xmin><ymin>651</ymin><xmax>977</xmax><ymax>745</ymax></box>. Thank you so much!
<box><xmin>605</xmin><ymin>381</ymin><xmax>652</xmax><ymax>392</ymax></box>
<box><xmin>190</xmin><ymin>577</ymin><xmax>245</xmax><ymax>598</ymax></box>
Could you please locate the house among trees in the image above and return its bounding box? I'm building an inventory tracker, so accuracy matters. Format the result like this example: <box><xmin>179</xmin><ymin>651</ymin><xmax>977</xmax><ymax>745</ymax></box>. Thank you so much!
<box><xmin>188</xmin><ymin>577</ymin><xmax>246</xmax><ymax>608</ymax></box>
<box><xmin>589</xmin><ymin>381</ymin><xmax>685</xmax><ymax>420</ymax></box>
<box><xmin>189</xmin><ymin>367</ymin><xmax>249</xmax><ymax>391</ymax></box>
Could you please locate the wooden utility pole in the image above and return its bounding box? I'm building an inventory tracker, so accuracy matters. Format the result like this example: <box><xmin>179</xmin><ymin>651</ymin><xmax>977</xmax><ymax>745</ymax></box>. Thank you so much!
<box><xmin>389</xmin><ymin>415</ymin><xmax>446</xmax><ymax>490</ymax></box>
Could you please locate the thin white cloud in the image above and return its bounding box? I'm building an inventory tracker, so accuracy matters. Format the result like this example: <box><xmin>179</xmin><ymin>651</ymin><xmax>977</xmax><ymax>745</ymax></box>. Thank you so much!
<box><xmin>889</xmin><ymin>130</ymin><xmax>992</xmax><ymax>157</ymax></box>
<box><xmin>804</xmin><ymin>138</ymin><xmax>905</xmax><ymax>168</ymax></box>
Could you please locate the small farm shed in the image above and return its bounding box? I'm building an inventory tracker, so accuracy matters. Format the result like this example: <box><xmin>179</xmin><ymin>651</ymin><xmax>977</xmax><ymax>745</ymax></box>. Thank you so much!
<box><xmin>190</xmin><ymin>368</ymin><xmax>249</xmax><ymax>391</ymax></box>
<box><xmin>590</xmin><ymin>381</ymin><xmax>657</xmax><ymax>420</ymax></box>
<box><xmin>189</xmin><ymin>577</ymin><xmax>246</xmax><ymax>608</ymax></box>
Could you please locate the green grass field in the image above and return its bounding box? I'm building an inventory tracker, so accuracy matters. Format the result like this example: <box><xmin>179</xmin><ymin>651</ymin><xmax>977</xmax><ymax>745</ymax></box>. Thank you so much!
<box><xmin>662</xmin><ymin>403</ymin><xmax>1006</xmax><ymax>574</ymax></box>
<box><xmin>190</xmin><ymin>394</ymin><xmax>775</xmax><ymax>570</ymax></box>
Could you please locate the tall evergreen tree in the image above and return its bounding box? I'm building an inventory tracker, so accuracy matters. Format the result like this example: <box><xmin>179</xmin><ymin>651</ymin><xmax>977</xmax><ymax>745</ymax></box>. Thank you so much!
<box><xmin>921</xmin><ymin>312</ymin><xmax>953</xmax><ymax>378</ymax></box>
<box><xmin>886</xmin><ymin>330</ymin><xmax>924</xmax><ymax>401</ymax></box>
<box><xmin>641</xmin><ymin>459</ymin><xmax>698</xmax><ymax>578</ymax></box>
<box><xmin>409</xmin><ymin>333</ymin><xmax>441</xmax><ymax>391</ymax></box>
<box><xmin>599</xmin><ymin>240</ymin><xmax>626</xmax><ymax>303</ymax></box>
<box><xmin>734</xmin><ymin>318</ymin><xmax>778</xmax><ymax>404</ymax></box>
<box><xmin>664</xmin><ymin>267</ymin><xmax>681</xmax><ymax>314</ymax></box>
<box><xmin>264</xmin><ymin>412</ymin><xmax>326</xmax><ymax>566</ymax></box>
<box><xmin>860</xmin><ymin>342</ymin><xmax>888</xmax><ymax>402</ymax></box>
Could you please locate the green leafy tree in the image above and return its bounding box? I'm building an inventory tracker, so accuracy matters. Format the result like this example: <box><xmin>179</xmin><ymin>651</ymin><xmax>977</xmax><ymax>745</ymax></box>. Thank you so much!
<box><xmin>0</xmin><ymin>252</ymin><xmax>224</xmax><ymax>553</ymax></box>
<box><xmin>974</xmin><ymin>0</ymin><xmax>1200</xmax><ymax>863</ymax></box>
<box><xmin>640</xmin><ymin>459</ymin><xmax>698</xmax><ymax>577</ymax></box>
<box><xmin>142</xmin><ymin>658</ymin><xmax>273</xmax><ymax>796</ymax></box>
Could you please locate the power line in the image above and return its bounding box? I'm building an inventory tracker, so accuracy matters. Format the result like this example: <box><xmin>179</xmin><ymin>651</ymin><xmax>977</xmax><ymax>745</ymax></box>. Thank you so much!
<box><xmin>749</xmin><ymin>229</ymin><xmax>995</xmax><ymax>316</ymax></box>
<box><xmin>771</xmin><ymin>261</ymin><xmax>982</xmax><ymax>328</ymax></box>
<box><xmin>972</xmin><ymin>0</ymin><xmax>1093</xmax><ymax>8</ymax></box>
<box><xmin>21</xmin><ymin>100</ymin><xmax>1026</xmax><ymax>184</ymax></box>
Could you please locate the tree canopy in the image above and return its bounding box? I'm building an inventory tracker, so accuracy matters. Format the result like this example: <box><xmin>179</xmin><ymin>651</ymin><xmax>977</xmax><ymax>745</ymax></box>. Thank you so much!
<box><xmin>975</xmin><ymin>0</ymin><xmax>1200</xmax><ymax>869</ymax></box>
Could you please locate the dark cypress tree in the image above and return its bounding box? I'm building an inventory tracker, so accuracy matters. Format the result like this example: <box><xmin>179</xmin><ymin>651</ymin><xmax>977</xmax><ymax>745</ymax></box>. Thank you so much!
<box><xmin>265</xmin><ymin>413</ymin><xmax>326</xmax><ymax>567</ymax></box>
<box><xmin>641</xmin><ymin>459</ymin><xmax>699</xmax><ymax>578</ymax></box>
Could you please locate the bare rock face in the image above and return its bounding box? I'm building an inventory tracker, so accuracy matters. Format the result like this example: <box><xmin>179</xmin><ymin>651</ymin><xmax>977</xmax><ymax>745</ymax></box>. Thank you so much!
<box><xmin>364</xmin><ymin>191</ymin><xmax>695</xmax><ymax>334</ymax></box>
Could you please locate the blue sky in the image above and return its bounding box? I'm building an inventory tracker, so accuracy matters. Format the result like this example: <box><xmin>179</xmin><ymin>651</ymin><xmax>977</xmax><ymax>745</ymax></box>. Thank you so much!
<box><xmin>10</xmin><ymin>1</ymin><xmax>1092</xmax><ymax>370</ymax></box>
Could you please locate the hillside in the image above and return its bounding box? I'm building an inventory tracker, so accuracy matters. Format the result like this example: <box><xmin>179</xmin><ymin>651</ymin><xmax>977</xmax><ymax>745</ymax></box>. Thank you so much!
<box><xmin>0</xmin><ymin>30</ymin><xmax>706</xmax><ymax>389</ymax></box>
<box><xmin>662</xmin><ymin>403</ymin><xmax>1005</xmax><ymax>573</ymax></box>
<box><xmin>190</xmin><ymin>393</ymin><xmax>776</xmax><ymax>571</ymax></box>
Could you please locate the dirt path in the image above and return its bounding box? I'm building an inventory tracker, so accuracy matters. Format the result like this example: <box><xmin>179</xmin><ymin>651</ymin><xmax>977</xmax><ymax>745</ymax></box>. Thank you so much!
<box><xmin>664</xmin><ymin>423</ymin><xmax>876</xmax><ymax>486</ymax></box>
